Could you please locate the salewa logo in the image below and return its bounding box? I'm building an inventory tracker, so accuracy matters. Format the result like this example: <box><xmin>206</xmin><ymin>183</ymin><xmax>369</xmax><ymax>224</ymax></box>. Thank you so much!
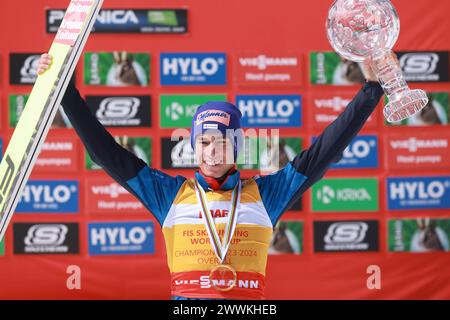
<box><xmin>239</xmin><ymin>55</ymin><xmax>298</xmax><ymax>70</ymax></box>
<box><xmin>390</xmin><ymin>138</ymin><xmax>448</xmax><ymax>152</ymax></box>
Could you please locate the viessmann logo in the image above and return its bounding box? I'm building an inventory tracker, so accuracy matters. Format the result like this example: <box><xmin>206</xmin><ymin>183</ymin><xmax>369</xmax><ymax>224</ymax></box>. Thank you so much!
<box><xmin>236</xmin><ymin>53</ymin><xmax>302</xmax><ymax>86</ymax></box>
<box><xmin>310</xmin><ymin>93</ymin><xmax>378</xmax><ymax>128</ymax></box>
<box><xmin>175</xmin><ymin>276</ymin><xmax>260</xmax><ymax>289</ymax></box>
<box><xmin>91</xmin><ymin>183</ymin><xmax>128</xmax><ymax>199</ymax></box>
<box><xmin>238</xmin><ymin>55</ymin><xmax>298</xmax><ymax>70</ymax></box>
<box><xmin>390</xmin><ymin>138</ymin><xmax>448</xmax><ymax>152</ymax></box>
<box><xmin>41</xmin><ymin>141</ymin><xmax>73</xmax><ymax>151</ymax></box>
<box><xmin>314</xmin><ymin>96</ymin><xmax>351</xmax><ymax>112</ymax></box>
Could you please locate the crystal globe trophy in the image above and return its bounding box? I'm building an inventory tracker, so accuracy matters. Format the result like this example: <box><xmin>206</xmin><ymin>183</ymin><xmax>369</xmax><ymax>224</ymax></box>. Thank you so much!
<box><xmin>326</xmin><ymin>0</ymin><xmax>428</xmax><ymax>123</ymax></box>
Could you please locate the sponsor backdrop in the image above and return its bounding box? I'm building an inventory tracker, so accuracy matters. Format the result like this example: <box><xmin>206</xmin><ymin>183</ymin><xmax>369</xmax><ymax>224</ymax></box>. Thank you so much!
<box><xmin>0</xmin><ymin>0</ymin><xmax>449</xmax><ymax>299</ymax></box>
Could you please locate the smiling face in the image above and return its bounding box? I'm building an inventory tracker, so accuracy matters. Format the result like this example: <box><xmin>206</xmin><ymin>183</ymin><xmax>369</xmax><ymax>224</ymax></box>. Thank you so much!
<box><xmin>195</xmin><ymin>132</ymin><xmax>235</xmax><ymax>178</ymax></box>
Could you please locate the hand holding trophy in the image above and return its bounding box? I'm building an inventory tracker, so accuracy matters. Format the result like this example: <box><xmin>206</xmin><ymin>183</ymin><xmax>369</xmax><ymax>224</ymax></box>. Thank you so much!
<box><xmin>326</xmin><ymin>0</ymin><xmax>429</xmax><ymax>123</ymax></box>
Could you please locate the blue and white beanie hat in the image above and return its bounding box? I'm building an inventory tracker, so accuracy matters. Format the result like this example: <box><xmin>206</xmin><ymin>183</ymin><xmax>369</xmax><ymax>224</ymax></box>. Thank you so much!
<box><xmin>190</xmin><ymin>101</ymin><xmax>243</xmax><ymax>161</ymax></box>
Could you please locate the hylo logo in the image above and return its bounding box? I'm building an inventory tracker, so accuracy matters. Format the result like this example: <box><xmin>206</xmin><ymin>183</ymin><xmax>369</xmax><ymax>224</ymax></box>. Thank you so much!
<box><xmin>90</xmin><ymin>226</ymin><xmax>152</xmax><ymax>245</ymax></box>
<box><xmin>21</xmin><ymin>184</ymin><xmax>77</xmax><ymax>203</ymax></box>
<box><xmin>389</xmin><ymin>180</ymin><xmax>450</xmax><ymax>200</ymax></box>
<box><xmin>163</xmin><ymin>56</ymin><xmax>225</xmax><ymax>76</ymax></box>
<box><xmin>238</xmin><ymin>98</ymin><xmax>300</xmax><ymax>118</ymax></box>
<box><xmin>343</xmin><ymin>139</ymin><xmax>376</xmax><ymax>159</ymax></box>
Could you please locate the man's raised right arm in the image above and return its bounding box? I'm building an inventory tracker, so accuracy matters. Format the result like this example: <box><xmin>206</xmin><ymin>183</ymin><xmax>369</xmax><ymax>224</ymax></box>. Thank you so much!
<box><xmin>38</xmin><ymin>54</ymin><xmax>186</xmax><ymax>225</ymax></box>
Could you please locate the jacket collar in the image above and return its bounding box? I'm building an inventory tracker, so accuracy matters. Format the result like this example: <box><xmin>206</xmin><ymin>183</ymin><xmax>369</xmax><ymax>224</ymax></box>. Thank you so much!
<box><xmin>195</xmin><ymin>168</ymin><xmax>241</xmax><ymax>191</ymax></box>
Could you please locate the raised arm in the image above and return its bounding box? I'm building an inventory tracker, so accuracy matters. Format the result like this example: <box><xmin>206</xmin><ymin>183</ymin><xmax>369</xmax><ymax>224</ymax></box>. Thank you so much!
<box><xmin>256</xmin><ymin>80</ymin><xmax>384</xmax><ymax>225</ymax></box>
<box><xmin>62</xmin><ymin>78</ymin><xmax>147</xmax><ymax>181</ymax></box>
<box><xmin>291</xmin><ymin>81</ymin><xmax>383</xmax><ymax>191</ymax></box>
<box><xmin>38</xmin><ymin>54</ymin><xmax>186</xmax><ymax>225</ymax></box>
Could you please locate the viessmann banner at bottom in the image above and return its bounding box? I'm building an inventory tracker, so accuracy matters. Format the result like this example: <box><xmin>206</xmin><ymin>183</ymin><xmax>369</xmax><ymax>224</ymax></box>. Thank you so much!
<box><xmin>0</xmin><ymin>0</ymin><xmax>103</xmax><ymax>241</ymax></box>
